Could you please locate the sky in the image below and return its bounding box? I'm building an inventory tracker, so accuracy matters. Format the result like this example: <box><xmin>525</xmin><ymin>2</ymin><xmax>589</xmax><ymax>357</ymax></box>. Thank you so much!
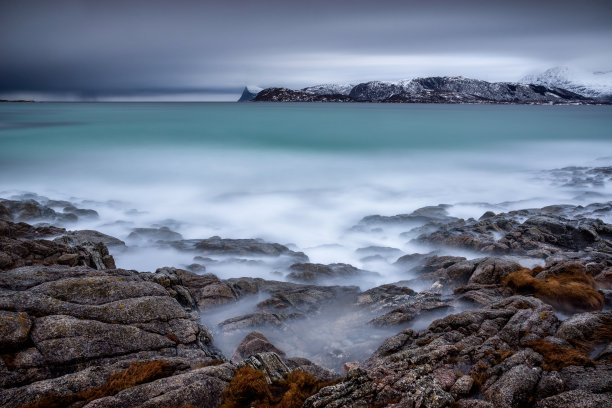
<box><xmin>1</xmin><ymin>0</ymin><xmax>611</xmax><ymax>101</ymax></box>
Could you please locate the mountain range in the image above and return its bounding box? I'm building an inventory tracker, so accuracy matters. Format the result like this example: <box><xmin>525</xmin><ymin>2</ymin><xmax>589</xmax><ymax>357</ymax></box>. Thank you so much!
<box><xmin>239</xmin><ymin>68</ymin><xmax>612</xmax><ymax>104</ymax></box>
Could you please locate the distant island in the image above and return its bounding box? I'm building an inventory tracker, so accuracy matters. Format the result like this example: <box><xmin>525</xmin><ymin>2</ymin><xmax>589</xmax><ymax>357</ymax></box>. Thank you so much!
<box><xmin>240</xmin><ymin>69</ymin><xmax>612</xmax><ymax>104</ymax></box>
<box><xmin>0</xmin><ymin>99</ymin><xmax>35</xmax><ymax>103</ymax></box>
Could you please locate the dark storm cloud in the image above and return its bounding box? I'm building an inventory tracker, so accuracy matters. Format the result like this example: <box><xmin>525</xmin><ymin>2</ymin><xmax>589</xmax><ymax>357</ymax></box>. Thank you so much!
<box><xmin>1</xmin><ymin>0</ymin><xmax>611</xmax><ymax>100</ymax></box>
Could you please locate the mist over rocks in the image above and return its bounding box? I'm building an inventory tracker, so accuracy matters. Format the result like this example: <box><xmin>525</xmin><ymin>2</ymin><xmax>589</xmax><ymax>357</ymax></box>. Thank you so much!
<box><xmin>287</xmin><ymin>262</ymin><xmax>380</xmax><ymax>284</ymax></box>
<box><xmin>54</xmin><ymin>229</ymin><xmax>127</xmax><ymax>248</ymax></box>
<box><xmin>0</xmin><ymin>195</ymin><xmax>100</xmax><ymax>226</ymax></box>
<box><xmin>0</xmin><ymin>188</ymin><xmax>611</xmax><ymax>407</ymax></box>
<box><xmin>127</xmin><ymin>226</ymin><xmax>183</xmax><ymax>243</ymax></box>
<box><xmin>0</xmin><ymin>220</ymin><xmax>117</xmax><ymax>270</ymax></box>
<box><xmin>414</xmin><ymin>204</ymin><xmax>612</xmax><ymax>258</ymax></box>
<box><xmin>170</xmin><ymin>236</ymin><xmax>309</xmax><ymax>262</ymax></box>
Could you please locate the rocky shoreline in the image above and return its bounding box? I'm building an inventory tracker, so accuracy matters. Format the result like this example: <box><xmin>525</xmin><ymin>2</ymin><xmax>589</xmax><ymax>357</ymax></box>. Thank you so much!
<box><xmin>1</xmin><ymin>194</ymin><xmax>611</xmax><ymax>407</ymax></box>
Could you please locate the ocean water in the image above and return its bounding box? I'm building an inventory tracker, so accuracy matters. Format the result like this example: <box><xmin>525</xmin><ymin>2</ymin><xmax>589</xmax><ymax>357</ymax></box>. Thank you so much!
<box><xmin>1</xmin><ymin>102</ymin><xmax>612</xmax><ymax>279</ymax></box>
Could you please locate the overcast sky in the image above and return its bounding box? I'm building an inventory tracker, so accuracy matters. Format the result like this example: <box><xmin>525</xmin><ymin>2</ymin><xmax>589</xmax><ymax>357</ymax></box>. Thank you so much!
<box><xmin>1</xmin><ymin>0</ymin><xmax>611</xmax><ymax>101</ymax></box>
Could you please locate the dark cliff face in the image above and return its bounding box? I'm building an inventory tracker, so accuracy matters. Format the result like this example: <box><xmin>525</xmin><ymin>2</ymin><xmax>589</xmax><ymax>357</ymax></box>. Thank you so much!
<box><xmin>237</xmin><ymin>87</ymin><xmax>260</xmax><ymax>102</ymax></box>
<box><xmin>253</xmin><ymin>77</ymin><xmax>599</xmax><ymax>104</ymax></box>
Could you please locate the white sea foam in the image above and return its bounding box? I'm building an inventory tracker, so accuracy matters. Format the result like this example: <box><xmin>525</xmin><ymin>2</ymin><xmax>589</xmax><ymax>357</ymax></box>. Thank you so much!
<box><xmin>2</xmin><ymin>139</ymin><xmax>611</xmax><ymax>281</ymax></box>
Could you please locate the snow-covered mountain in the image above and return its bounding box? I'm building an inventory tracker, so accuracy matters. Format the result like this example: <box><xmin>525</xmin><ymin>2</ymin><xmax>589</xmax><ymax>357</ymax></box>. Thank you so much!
<box><xmin>237</xmin><ymin>85</ymin><xmax>263</xmax><ymax>102</ymax></box>
<box><xmin>348</xmin><ymin>76</ymin><xmax>587</xmax><ymax>103</ymax></box>
<box><xmin>253</xmin><ymin>76</ymin><xmax>594</xmax><ymax>104</ymax></box>
<box><xmin>302</xmin><ymin>83</ymin><xmax>355</xmax><ymax>95</ymax></box>
<box><xmin>521</xmin><ymin>67</ymin><xmax>612</xmax><ymax>100</ymax></box>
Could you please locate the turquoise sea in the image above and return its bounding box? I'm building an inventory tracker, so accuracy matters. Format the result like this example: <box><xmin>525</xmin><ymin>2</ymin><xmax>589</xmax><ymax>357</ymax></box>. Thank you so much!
<box><xmin>1</xmin><ymin>102</ymin><xmax>611</xmax><ymax>273</ymax></box>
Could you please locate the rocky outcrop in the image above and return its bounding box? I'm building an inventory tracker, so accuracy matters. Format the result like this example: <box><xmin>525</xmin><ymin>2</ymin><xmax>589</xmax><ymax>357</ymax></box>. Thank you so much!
<box><xmin>416</xmin><ymin>206</ymin><xmax>612</xmax><ymax>258</ymax></box>
<box><xmin>237</xmin><ymin>352</ymin><xmax>292</xmax><ymax>383</ymax></box>
<box><xmin>175</xmin><ymin>269</ymin><xmax>238</xmax><ymax>307</ymax></box>
<box><xmin>0</xmin><ymin>196</ymin><xmax>99</xmax><ymax>225</ymax></box>
<box><xmin>287</xmin><ymin>262</ymin><xmax>379</xmax><ymax>283</ymax></box>
<box><xmin>357</xmin><ymin>204</ymin><xmax>458</xmax><ymax>228</ymax></box>
<box><xmin>304</xmin><ymin>296</ymin><xmax>610</xmax><ymax>407</ymax></box>
<box><xmin>224</xmin><ymin>276</ymin><xmax>360</xmax><ymax>314</ymax></box>
<box><xmin>172</xmin><ymin>235</ymin><xmax>308</xmax><ymax>262</ymax></box>
<box><xmin>127</xmin><ymin>226</ymin><xmax>183</xmax><ymax>243</ymax></box>
<box><xmin>0</xmin><ymin>220</ymin><xmax>116</xmax><ymax>270</ymax></box>
<box><xmin>0</xmin><ymin>265</ymin><xmax>226</xmax><ymax>407</ymax></box>
<box><xmin>367</xmin><ymin>291</ymin><xmax>451</xmax><ymax>326</ymax></box>
<box><xmin>54</xmin><ymin>229</ymin><xmax>126</xmax><ymax>248</ymax></box>
<box><xmin>231</xmin><ymin>331</ymin><xmax>286</xmax><ymax>362</ymax></box>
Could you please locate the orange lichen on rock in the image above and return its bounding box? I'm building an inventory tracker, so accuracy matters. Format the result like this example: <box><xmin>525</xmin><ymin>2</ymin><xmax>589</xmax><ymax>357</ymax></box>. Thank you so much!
<box><xmin>219</xmin><ymin>366</ymin><xmax>273</xmax><ymax>408</ymax></box>
<box><xmin>527</xmin><ymin>340</ymin><xmax>594</xmax><ymax>371</ymax></box>
<box><xmin>593</xmin><ymin>316</ymin><xmax>612</xmax><ymax>344</ymax></box>
<box><xmin>20</xmin><ymin>360</ymin><xmax>173</xmax><ymax>408</ymax></box>
<box><xmin>503</xmin><ymin>266</ymin><xmax>604</xmax><ymax>313</ymax></box>
<box><xmin>220</xmin><ymin>367</ymin><xmax>337</xmax><ymax>408</ymax></box>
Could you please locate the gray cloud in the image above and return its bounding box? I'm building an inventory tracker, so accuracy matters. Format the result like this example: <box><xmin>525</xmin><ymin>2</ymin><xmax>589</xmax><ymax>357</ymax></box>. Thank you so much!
<box><xmin>1</xmin><ymin>0</ymin><xmax>611</xmax><ymax>100</ymax></box>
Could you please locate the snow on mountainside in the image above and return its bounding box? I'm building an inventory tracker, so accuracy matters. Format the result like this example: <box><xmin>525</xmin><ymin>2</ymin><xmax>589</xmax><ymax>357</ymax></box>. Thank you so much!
<box><xmin>253</xmin><ymin>76</ymin><xmax>595</xmax><ymax>104</ymax></box>
<box><xmin>521</xmin><ymin>67</ymin><xmax>612</xmax><ymax>100</ymax></box>
<box><xmin>302</xmin><ymin>83</ymin><xmax>355</xmax><ymax>95</ymax></box>
<box><xmin>347</xmin><ymin>76</ymin><xmax>586</xmax><ymax>103</ymax></box>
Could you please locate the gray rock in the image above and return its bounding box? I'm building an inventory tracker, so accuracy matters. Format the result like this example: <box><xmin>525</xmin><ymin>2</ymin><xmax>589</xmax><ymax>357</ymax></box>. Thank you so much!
<box><xmin>355</xmin><ymin>284</ymin><xmax>415</xmax><ymax>307</ymax></box>
<box><xmin>450</xmin><ymin>375</ymin><xmax>474</xmax><ymax>397</ymax></box>
<box><xmin>128</xmin><ymin>226</ymin><xmax>183</xmax><ymax>243</ymax></box>
<box><xmin>535</xmin><ymin>371</ymin><xmax>566</xmax><ymax>401</ymax></box>
<box><xmin>231</xmin><ymin>331</ymin><xmax>286</xmax><ymax>363</ymax></box>
<box><xmin>285</xmin><ymin>357</ymin><xmax>340</xmax><ymax>382</ymax></box>
<box><xmin>218</xmin><ymin>312</ymin><xmax>302</xmax><ymax>332</ymax></box>
<box><xmin>287</xmin><ymin>262</ymin><xmax>378</xmax><ymax>283</ymax></box>
<box><xmin>174</xmin><ymin>235</ymin><xmax>308</xmax><ymax>261</ymax></box>
<box><xmin>54</xmin><ymin>230</ymin><xmax>126</xmax><ymax>248</ymax></box>
<box><xmin>368</xmin><ymin>291</ymin><xmax>451</xmax><ymax>326</ymax></box>
<box><xmin>175</xmin><ymin>269</ymin><xmax>237</xmax><ymax>308</ymax></box>
<box><xmin>83</xmin><ymin>364</ymin><xmax>234</xmax><ymax>408</ymax></box>
<box><xmin>468</xmin><ymin>257</ymin><xmax>523</xmax><ymax>285</ymax></box>
<box><xmin>535</xmin><ymin>389</ymin><xmax>612</xmax><ymax>408</ymax></box>
<box><xmin>560</xmin><ymin>365</ymin><xmax>612</xmax><ymax>393</ymax></box>
<box><xmin>31</xmin><ymin>314</ymin><xmax>174</xmax><ymax>364</ymax></box>
<box><xmin>237</xmin><ymin>352</ymin><xmax>291</xmax><ymax>383</ymax></box>
<box><xmin>484</xmin><ymin>364</ymin><xmax>541</xmax><ymax>408</ymax></box>
<box><xmin>224</xmin><ymin>276</ymin><xmax>359</xmax><ymax>314</ymax></box>
<box><xmin>0</xmin><ymin>265</ymin><xmax>222</xmax><ymax>391</ymax></box>
<box><xmin>0</xmin><ymin>220</ymin><xmax>116</xmax><ymax>270</ymax></box>
<box><xmin>0</xmin><ymin>310</ymin><xmax>32</xmax><ymax>348</ymax></box>
<box><xmin>556</xmin><ymin>311</ymin><xmax>612</xmax><ymax>343</ymax></box>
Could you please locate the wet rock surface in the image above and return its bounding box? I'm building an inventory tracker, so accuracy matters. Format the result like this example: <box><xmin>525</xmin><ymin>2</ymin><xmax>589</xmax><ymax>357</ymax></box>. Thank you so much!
<box><xmin>0</xmin><ymin>195</ymin><xmax>99</xmax><ymax>225</ymax></box>
<box><xmin>0</xmin><ymin>220</ymin><xmax>117</xmax><ymax>270</ymax></box>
